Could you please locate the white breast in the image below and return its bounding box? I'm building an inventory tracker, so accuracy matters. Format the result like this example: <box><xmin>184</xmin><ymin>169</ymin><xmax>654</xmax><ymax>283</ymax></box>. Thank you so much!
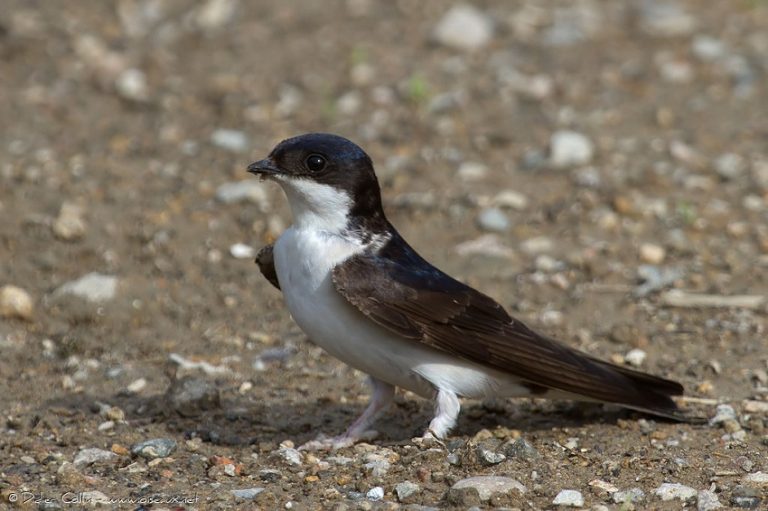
<box><xmin>272</xmin><ymin>225</ymin><xmax>533</xmax><ymax>400</ymax></box>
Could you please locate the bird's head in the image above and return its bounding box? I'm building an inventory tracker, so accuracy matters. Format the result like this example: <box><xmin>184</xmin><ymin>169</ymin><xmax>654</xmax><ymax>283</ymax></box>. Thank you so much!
<box><xmin>248</xmin><ymin>133</ymin><xmax>386</xmax><ymax>234</ymax></box>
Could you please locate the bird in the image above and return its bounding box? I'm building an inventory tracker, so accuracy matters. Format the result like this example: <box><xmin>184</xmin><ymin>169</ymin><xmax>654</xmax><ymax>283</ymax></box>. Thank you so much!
<box><xmin>247</xmin><ymin>132</ymin><xmax>689</xmax><ymax>450</ymax></box>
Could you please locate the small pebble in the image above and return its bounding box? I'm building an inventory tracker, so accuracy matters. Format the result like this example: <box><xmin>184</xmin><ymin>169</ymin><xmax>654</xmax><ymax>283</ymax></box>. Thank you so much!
<box><xmin>612</xmin><ymin>488</ymin><xmax>646</xmax><ymax>504</ymax></box>
<box><xmin>730</xmin><ymin>486</ymin><xmax>761</xmax><ymax>509</ymax></box>
<box><xmin>366</xmin><ymin>486</ymin><xmax>384</xmax><ymax>501</ymax></box>
<box><xmin>493</xmin><ymin>190</ymin><xmax>528</xmax><ymax>210</ymax></box>
<box><xmin>697</xmin><ymin>489</ymin><xmax>722</xmax><ymax>511</ymax></box>
<box><xmin>211</xmin><ymin>129</ymin><xmax>248</xmax><ymax>153</ymax></box>
<box><xmin>73</xmin><ymin>448</ymin><xmax>117</xmax><ymax>467</ymax></box>
<box><xmin>55</xmin><ymin>273</ymin><xmax>119</xmax><ymax>302</ymax></box>
<box><xmin>395</xmin><ymin>481</ymin><xmax>420</xmax><ymax>502</ymax></box>
<box><xmin>215</xmin><ymin>180</ymin><xmax>270</xmax><ymax>210</ymax></box>
<box><xmin>231</xmin><ymin>487</ymin><xmax>265</xmax><ymax>500</ymax></box>
<box><xmin>639</xmin><ymin>243</ymin><xmax>666</xmax><ymax>264</ymax></box>
<box><xmin>115</xmin><ymin>68</ymin><xmax>149</xmax><ymax>102</ymax></box>
<box><xmin>476</xmin><ymin>442</ymin><xmax>506</xmax><ymax>465</ymax></box>
<box><xmin>451</xmin><ymin>476</ymin><xmax>526</xmax><ymax>501</ymax></box>
<box><xmin>503</xmin><ymin>437</ymin><xmax>540</xmax><ymax>459</ymax></box>
<box><xmin>477</xmin><ymin>207</ymin><xmax>510</xmax><ymax>232</ymax></box>
<box><xmin>553</xmin><ymin>489</ymin><xmax>584</xmax><ymax>507</ymax></box>
<box><xmin>52</xmin><ymin>201</ymin><xmax>87</xmax><ymax>241</ymax></box>
<box><xmin>654</xmin><ymin>482</ymin><xmax>697</xmax><ymax>502</ymax></box>
<box><xmin>230</xmin><ymin>243</ymin><xmax>255</xmax><ymax>259</ymax></box>
<box><xmin>458</xmin><ymin>161</ymin><xmax>488</xmax><ymax>181</ymax></box>
<box><xmin>126</xmin><ymin>378</ymin><xmax>146</xmax><ymax>393</ymax></box>
<box><xmin>131</xmin><ymin>438</ymin><xmax>177</xmax><ymax>459</ymax></box>
<box><xmin>624</xmin><ymin>349</ymin><xmax>647</xmax><ymax>367</ymax></box>
<box><xmin>714</xmin><ymin>153</ymin><xmax>746</xmax><ymax>180</ymax></box>
<box><xmin>550</xmin><ymin>130</ymin><xmax>594</xmax><ymax>168</ymax></box>
<box><xmin>432</xmin><ymin>4</ymin><xmax>493</xmax><ymax>51</ymax></box>
<box><xmin>520</xmin><ymin>236</ymin><xmax>554</xmax><ymax>255</ymax></box>
<box><xmin>274</xmin><ymin>447</ymin><xmax>303</xmax><ymax>466</ymax></box>
<box><xmin>0</xmin><ymin>285</ymin><xmax>34</xmax><ymax>320</ymax></box>
<box><xmin>709</xmin><ymin>404</ymin><xmax>738</xmax><ymax>426</ymax></box>
<box><xmin>743</xmin><ymin>472</ymin><xmax>768</xmax><ymax>487</ymax></box>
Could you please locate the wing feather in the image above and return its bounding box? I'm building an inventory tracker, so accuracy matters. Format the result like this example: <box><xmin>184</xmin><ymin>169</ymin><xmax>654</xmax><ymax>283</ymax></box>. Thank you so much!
<box><xmin>332</xmin><ymin>234</ymin><xmax>683</xmax><ymax>413</ymax></box>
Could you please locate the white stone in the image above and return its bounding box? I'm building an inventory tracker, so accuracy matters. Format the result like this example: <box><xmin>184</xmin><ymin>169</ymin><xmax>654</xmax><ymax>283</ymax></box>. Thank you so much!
<box><xmin>115</xmin><ymin>68</ymin><xmax>149</xmax><ymax>102</ymax></box>
<box><xmin>433</xmin><ymin>4</ymin><xmax>493</xmax><ymax>51</ymax></box>
<box><xmin>458</xmin><ymin>161</ymin><xmax>488</xmax><ymax>181</ymax></box>
<box><xmin>230</xmin><ymin>243</ymin><xmax>255</xmax><ymax>259</ymax></box>
<box><xmin>52</xmin><ymin>202</ymin><xmax>87</xmax><ymax>241</ymax></box>
<box><xmin>55</xmin><ymin>273</ymin><xmax>118</xmax><ymax>302</ymax></box>
<box><xmin>493</xmin><ymin>190</ymin><xmax>529</xmax><ymax>210</ymax></box>
<box><xmin>366</xmin><ymin>487</ymin><xmax>384</xmax><ymax>501</ymax></box>
<box><xmin>196</xmin><ymin>0</ymin><xmax>239</xmax><ymax>30</ymax></box>
<box><xmin>477</xmin><ymin>207</ymin><xmax>510</xmax><ymax>232</ymax></box>
<box><xmin>654</xmin><ymin>482</ymin><xmax>697</xmax><ymax>502</ymax></box>
<box><xmin>696</xmin><ymin>489</ymin><xmax>722</xmax><ymax>510</ymax></box>
<box><xmin>743</xmin><ymin>471</ymin><xmax>768</xmax><ymax>486</ymax></box>
<box><xmin>74</xmin><ymin>448</ymin><xmax>117</xmax><ymax>467</ymax></box>
<box><xmin>211</xmin><ymin>129</ymin><xmax>248</xmax><ymax>153</ymax></box>
<box><xmin>639</xmin><ymin>243</ymin><xmax>666</xmax><ymax>264</ymax></box>
<box><xmin>520</xmin><ymin>236</ymin><xmax>554</xmax><ymax>255</ymax></box>
<box><xmin>714</xmin><ymin>153</ymin><xmax>746</xmax><ymax>180</ymax></box>
<box><xmin>692</xmin><ymin>35</ymin><xmax>726</xmax><ymax>62</ymax></box>
<box><xmin>553</xmin><ymin>489</ymin><xmax>584</xmax><ymax>507</ymax></box>
<box><xmin>215</xmin><ymin>180</ymin><xmax>270</xmax><ymax>210</ymax></box>
<box><xmin>624</xmin><ymin>349</ymin><xmax>647</xmax><ymax>368</ymax></box>
<box><xmin>0</xmin><ymin>285</ymin><xmax>34</xmax><ymax>320</ymax></box>
<box><xmin>550</xmin><ymin>130</ymin><xmax>594</xmax><ymax>168</ymax></box>
<box><xmin>231</xmin><ymin>487</ymin><xmax>265</xmax><ymax>500</ymax></box>
<box><xmin>451</xmin><ymin>475</ymin><xmax>526</xmax><ymax>501</ymax></box>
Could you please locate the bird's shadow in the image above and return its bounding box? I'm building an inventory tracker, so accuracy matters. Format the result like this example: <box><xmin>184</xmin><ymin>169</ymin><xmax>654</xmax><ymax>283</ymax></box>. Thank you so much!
<box><xmin>43</xmin><ymin>387</ymin><xmax>642</xmax><ymax>448</ymax></box>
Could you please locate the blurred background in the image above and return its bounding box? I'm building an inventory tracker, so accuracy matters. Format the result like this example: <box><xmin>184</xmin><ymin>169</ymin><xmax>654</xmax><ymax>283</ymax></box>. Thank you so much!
<box><xmin>1</xmin><ymin>0</ymin><xmax>767</xmax><ymax>508</ymax></box>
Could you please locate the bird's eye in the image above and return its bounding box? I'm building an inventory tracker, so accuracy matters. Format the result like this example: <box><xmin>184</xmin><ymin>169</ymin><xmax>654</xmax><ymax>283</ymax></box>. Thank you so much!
<box><xmin>305</xmin><ymin>154</ymin><xmax>326</xmax><ymax>172</ymax></box>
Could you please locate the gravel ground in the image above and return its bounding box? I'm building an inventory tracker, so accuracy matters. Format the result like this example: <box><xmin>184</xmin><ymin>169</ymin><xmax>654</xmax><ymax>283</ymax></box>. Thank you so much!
<box><xmin>1</xmin><ymin>1</ymin><xmax>767</xmax><ymax>509</ymax></box>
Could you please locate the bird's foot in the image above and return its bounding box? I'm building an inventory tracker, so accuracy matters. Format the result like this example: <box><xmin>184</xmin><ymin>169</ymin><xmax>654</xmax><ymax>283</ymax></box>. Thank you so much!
<box><xmin>418</xmin><ymin>428</ymin><xmax>447</xmax><ymax>449</ymax></box>
<box><xmin>298</xmin><ymin>430</ymin><xmax>379</xmax><ymax>451</ymax></box>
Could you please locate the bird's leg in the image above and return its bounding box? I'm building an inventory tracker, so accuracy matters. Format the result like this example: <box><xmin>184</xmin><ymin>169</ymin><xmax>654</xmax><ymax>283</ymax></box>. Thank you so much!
<box><xmin>300</xmin><ymin>377</ymin><xmax>394</xmax><ymax>451</ymax></box>
<box><xmin>423</xmin><ymin>388</ymin><xmax>460</xmax><ymax>440</ymax></box>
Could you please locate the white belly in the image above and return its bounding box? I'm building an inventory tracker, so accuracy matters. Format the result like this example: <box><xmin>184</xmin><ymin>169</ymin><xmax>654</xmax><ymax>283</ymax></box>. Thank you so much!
<box><xmin>273</xmin><ymin>226</ymin><xmax>532</xmax><ymax>400</ymax></box>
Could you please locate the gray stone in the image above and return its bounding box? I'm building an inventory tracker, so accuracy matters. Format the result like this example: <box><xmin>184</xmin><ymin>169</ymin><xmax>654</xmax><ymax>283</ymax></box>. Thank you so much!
<box><xmin>692</xmin><ymin>35</ymin><xmax>726</xmax><ymax>62</ymax></box>
<box><xmin>654</xmin><ymin>482</ymin><xmax>697</xmax><ymax>503</ymax></box>
<box><xmin>366</xmin><ymin>487</ymin><xmax>384</xmax><ymax>501</ymax></box>
<box><xmin>502</xmin><ymin>437</ymin><xmax>540</xmax><ymax>460</ymax></box>
<box><xmin>0</xmin><ymin>285</ymin><xmax>34</xmax><ymax>320</ymax></box>
<box><xmin>432</xmin><ymin>4</ymin><xmax>493</xmax><ymax>51</ymax></box>
<box><xmin>451</xmin><ymin>476</ymin><xmax>526</xmax><ymax>501</ymax></box>
<box><xmin>731</xmin><ymin>486</ymin><xmax>761</xmax><ymax>509</ymax></box>
<box><xmin>231</xmin><ymin>487</ymin><xmax>265</xmax><ymax>500</ymax></box>
<box><xmin>196</xmin><ymin>0</ymin><xmax>239</xmax><ymax>30</ymax></box>
<box><xmin>73</xmin><ymin>448</ymin><xmax>117</xmax><ymax>467</ymax></box>
<box><xmin>275</xmin><ymin>447</ymin><xmax>303</xmax><ymax>466</ymax></box>
<box><xmin>639</xmin><ymin>0</ymin><xmax>696</xmax><ymax>37</ymax></box>
<box><xmin>55</xmin><ymin>273</ymin><xmax>118</xmax><ymax>302</ymax></box>
<box><xmin>52</xmin><ymin>202</ymin><xmax>87</xmax><ymax>241</ymax></box>
<box><xmin>634</xmin><ymin>265</ymin><xmax>684</xmax><ymax>297</ymax></box>
<box><xmin>395</xmin><ymin>481</ymin><xmax>420</xmax><ymax>502</ymax></box>
<box><xmin>211</xmin><ymin>129</ymin><xmax>248</xmax><ymax>153</ymax></box>
<box><xmin>550</xmin><ymin>130</ymin><xmax>594</xmax><ymax>168</ymax></box>
<box><xmin>553</xmin><ymin>489</ymin><xmax>584</xmax><ymax>507</ymax></box>
<box><xmin>215</xmin><ymin>180</ymin><xmax>270</xmax><ymax>210</ymax></box>
<box><xmin>612</xmin><ymin>488</ymin><xmax>645</xmax><ymax>504</ymax></box>
<box><xmin>697</xmin><ymin>489</ymin><xmax>723</xmax><ymax>511</ymax></box>
<box><xmin>166</xmin><ymin>376</ymin><xmax>221</xmax><ymax>417</ymax></box>
<box><xmin>115</xmin><ymin>68</ymin><xmax>149</xmax><ymax>102</ymax></box>
<box><xmin>743</xmin><ymin>472</ymin><xmax>768</xmax><ymax>487</ymax></box>
<box><xmin>709</xmin><ymin>404</ymin><xmax>738</xmax><ymax>426</ymax></box>
<box><xmin>477</xmin><ymin>207</ymin><xmax>510</xmax><ymax>232</ymax></box>
<box><xmin>714</xmin><ymin>153</ymin><xmax>746</xmax><ymax>180</ymax></box>
<box><xmin>131</xmin><ymin>438</ymin><xmax>177</xmax><ymax>459</ymax></box>
<box><xmin>476</xmin><ymin>441</ymin><xmax>506</xmax><ymax>465</ymax></box>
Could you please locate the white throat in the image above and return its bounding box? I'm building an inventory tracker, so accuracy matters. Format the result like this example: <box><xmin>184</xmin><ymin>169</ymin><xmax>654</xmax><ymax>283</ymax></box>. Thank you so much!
<box><xmin>277</xmin><ymin>177</ymin><xmax>352</xmax><ymax>234</ymax></box>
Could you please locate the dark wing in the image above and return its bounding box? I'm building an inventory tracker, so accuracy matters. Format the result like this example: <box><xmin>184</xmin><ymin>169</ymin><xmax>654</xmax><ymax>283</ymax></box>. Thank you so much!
<box><xmin>332</xmin><ymin>233</ymin><xmax>684</xmax><ymax>415</ymax></box>
<box><xmin>256</xmin><ymin>245</ymin><xmax>280</xmax><ymax>290</ymax></box>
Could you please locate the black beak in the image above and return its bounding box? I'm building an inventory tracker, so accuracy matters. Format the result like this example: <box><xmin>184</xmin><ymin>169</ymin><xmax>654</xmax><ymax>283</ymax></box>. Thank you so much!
<box><xmin>247</xmin><ymin>158</ymin><xmax>280</xmax><ymax>176</ymax></box>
